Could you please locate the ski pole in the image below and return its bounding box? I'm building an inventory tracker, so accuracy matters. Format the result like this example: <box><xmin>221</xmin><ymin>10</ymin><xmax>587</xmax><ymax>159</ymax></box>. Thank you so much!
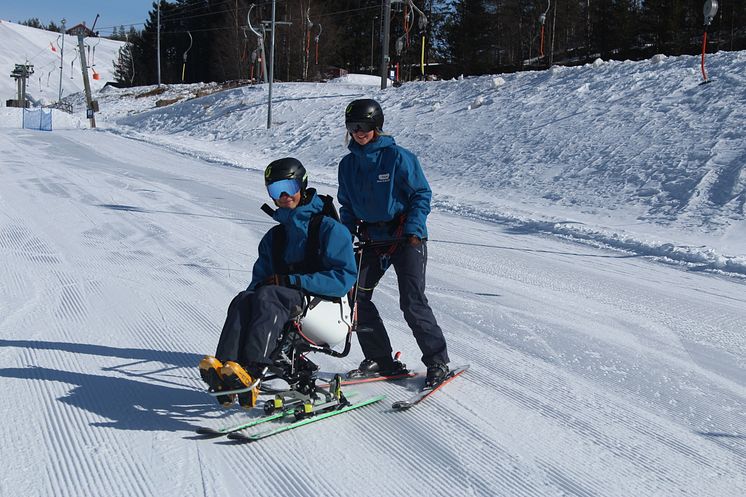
<box><xmin>350</xmin><ymin>237</ymin><xmax>365</xmax><ymax>332</ymax></box>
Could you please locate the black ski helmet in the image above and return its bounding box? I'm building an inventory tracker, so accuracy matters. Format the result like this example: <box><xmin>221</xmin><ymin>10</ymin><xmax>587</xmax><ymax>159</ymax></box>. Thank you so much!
<box><xmin>345</xmin><ymin>99</ymin><xmax>384</xmax><ymax>131</ymax></box>
<box><xmin>264</xmin><ymin>157</ymin><xmax>308</xmax><ymax>192</ymax></box>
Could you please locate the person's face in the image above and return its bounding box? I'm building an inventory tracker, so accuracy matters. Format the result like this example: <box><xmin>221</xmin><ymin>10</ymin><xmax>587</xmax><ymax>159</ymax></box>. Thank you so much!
<box><xmin>352</xmin><ymin>129</ymin><xmax>376</xmax><ymax>146</ymax></box>
<box><xmin>346</xmin><ymin>121</ymin><xmax>378</xmax><ymax>146</ymax></box>
<box><xmin>274</xmin><ymin>190</ymin><xmax>301</xmax><ymax>209</ymax></box>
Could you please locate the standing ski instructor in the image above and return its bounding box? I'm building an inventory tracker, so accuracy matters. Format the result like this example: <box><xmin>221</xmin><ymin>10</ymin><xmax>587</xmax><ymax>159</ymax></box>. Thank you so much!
<box><xmin>199</xmin><ymin>157</ymin><xmax>357</xmax><ymax>408</ymax></box>
<box><xmin>337</xmin><ymin>98</ymin><xmax>450</xmax><ymax>388</ymax></box>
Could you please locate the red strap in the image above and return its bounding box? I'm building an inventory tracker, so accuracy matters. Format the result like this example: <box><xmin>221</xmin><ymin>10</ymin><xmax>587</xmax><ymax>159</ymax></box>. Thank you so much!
<box><xmin>701</xmin><ymin>31</ymin><xmax>708</xmax><ymax>82</ymax></box>
<box><xmin>374</xmin><ymin>214</ymin><xmax>407</xmax><ymax>258</ymax></box>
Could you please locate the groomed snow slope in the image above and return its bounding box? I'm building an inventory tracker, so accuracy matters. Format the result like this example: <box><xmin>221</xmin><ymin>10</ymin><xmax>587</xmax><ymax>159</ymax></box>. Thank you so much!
<box><xmin>0</xmin><ymin>122</ymin><xmax>744</xmax><ymax>497</ymax></box>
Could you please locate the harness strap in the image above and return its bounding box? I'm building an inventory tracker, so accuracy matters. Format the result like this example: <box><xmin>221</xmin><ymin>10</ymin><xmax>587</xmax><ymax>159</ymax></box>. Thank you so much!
<box><xmin>359</xmin><ymin>213</ymin><xmax>407</xmax><ymax>258</ymax></box>
<box><xmin>271</xmin><ymin>213</ymin><xmax>324</xmax><ymax>275</ymax></box>
<box><xmin>267</xmin><ymin>193</ymin><xmax>339</xmax><ymax>276</ymax></box>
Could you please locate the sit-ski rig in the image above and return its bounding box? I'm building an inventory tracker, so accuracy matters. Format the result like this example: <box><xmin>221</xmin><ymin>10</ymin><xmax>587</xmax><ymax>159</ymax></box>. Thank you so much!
<box><xmin>207</xmin><ymin>312</ymin><xmax>357</xmax><ymax>422</ymax></box>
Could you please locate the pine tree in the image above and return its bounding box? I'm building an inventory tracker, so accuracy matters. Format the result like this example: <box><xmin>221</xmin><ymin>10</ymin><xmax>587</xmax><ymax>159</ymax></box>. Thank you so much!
<box><xmin>444</xmin><ymin>0</ymin><xmax>497</xmax><ymax>75</ymax></box>
<box><xmin>20</xmin><ymin>18</ymin><xmax>44</xmax><ymax>29</ymax></box>
<box><xmin>114</xmin><ymin>39</ymin><xmax>137</xmax><ymax>86</ymax></box>
<box><xmin>316</xmin><ymin>0</ymin><xmax>380</xmax><ymax>76</ymax></box>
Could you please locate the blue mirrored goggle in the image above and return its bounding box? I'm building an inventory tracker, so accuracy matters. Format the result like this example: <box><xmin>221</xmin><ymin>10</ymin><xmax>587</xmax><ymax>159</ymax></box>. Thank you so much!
<box><xmin>267</xmin><ymin>178</ymin><xmax>302</xmax><ymax>200</ymax></box>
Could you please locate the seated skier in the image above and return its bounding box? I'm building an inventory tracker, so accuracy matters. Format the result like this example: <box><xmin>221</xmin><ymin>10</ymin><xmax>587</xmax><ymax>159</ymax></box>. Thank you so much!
<box><xmin>199</xmin><ymin>157</ymin><xmax>357</xmax><ymax>408</ymax></box>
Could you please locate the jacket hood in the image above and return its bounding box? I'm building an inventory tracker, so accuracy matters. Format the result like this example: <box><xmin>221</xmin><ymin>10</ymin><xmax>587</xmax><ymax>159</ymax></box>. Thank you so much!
<box><xmin>272</xmin><ymin>188</ymin><xmax>323</xmax><ymax>226</ymax></box>
<box><xmin>347</xmin><ymin>135</ymin><xmax>396</xmax><ymax>157</ymax></box>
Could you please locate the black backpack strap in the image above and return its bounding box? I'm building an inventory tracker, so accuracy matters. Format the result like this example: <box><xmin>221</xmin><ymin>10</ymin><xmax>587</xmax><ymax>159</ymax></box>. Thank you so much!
<box><xmin>269</xmin><ymin>195</ymin><xmax>339</xmax><ymax>276</ymax></box>
<box><xmin>317</xmin><ymin>194</ymin><xmax>340</xmax><ymax>221</ymax></box>
<box><xmin>270</xmin><ymin>224</ymin><xmax>288</xmax><ymax>274</ymax></box>
<box><xmin>304</xmin><ymin>213</ymin><xmax>325</xmax><ymax>272</ymax></box>
<box><xmin>272</xmin><ymin>215</ymin><xmax>323</xmax><ymax>275</ymax></box>
<box><xmin>261</xmin><ymin>203</ymin><xmax>276</xmax><ymax>217</ymax></box>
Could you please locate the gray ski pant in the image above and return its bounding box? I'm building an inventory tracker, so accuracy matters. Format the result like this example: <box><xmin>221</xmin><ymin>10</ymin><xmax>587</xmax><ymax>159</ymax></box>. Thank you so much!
<box><xmin>215</xmin><ymin>285</ymin><xmax>305</xmax><ymax>368</ymax></box>
<box><xmin>355</xmin><ymin>240</ymin><xmax>449</xmax><ymax>367</ymax></box>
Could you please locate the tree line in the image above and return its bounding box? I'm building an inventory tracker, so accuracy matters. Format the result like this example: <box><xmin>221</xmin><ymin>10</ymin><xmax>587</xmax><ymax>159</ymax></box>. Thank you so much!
<box><xmin>19</xmin><ymin>18</ymin><xmax>63</xmax><ymax>33</ymax></box>
<box><xmin>446</xmin><ymin>1</ymin><xmax>746</xmax><ymax>75</ymax></box>
<box><xmin>22</xmin><ymin>0</ymin><xmax>746</xmax><ymax>86</ymax></box>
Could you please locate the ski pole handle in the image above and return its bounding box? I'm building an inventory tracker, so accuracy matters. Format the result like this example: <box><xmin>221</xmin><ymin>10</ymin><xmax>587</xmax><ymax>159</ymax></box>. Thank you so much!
<box><xmin>354</xmin><ymin>237</ymin><xmax>409</xmax><ymax>250</ymax></box>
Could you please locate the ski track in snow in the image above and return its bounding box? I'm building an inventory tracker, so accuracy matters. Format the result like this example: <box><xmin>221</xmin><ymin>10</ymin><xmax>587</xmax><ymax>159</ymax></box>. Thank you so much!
<box><xmin>1</xmin><ymin>114</ymin><xmax>745</xmax><ymax>495</ymax></box>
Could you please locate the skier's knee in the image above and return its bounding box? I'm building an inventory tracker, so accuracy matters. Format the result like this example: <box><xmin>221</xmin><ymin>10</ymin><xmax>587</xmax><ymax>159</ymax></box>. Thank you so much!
<box><xmin>253</xmin><ymin>285</ymin><xmax>276</xmax><ymax>302</ymax></box>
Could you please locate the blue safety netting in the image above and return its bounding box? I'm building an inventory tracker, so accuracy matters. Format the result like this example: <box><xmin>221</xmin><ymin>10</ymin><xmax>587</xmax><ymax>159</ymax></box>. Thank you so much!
<box><xmin>22</xmin><ymin>108</ymin><xmax>53</xmax><ymax>131</ymax></box>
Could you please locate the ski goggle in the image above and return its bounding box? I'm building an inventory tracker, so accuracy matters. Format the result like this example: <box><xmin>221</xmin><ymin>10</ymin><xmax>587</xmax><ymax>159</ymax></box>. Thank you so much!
<box><xmin>346</xmin><ymin>121</ymin><xmax>376</xmax><ymax>134</ymax></box>
<box><xmin>267</xmin><ymin>178</ymin><xmax>302</xmax><ymax>200</ymax></box>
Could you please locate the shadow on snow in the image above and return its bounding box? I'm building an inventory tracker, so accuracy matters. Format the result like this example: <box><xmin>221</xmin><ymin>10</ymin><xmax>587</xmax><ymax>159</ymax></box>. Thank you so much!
<box><xmin>0</xmin><ymin>339</ymin><xmax>229</xmax><ymax>433</ymax></box>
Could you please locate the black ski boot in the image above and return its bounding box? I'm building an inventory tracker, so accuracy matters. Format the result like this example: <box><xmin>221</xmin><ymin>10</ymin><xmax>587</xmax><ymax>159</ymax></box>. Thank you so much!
<box><xmin>424</xmin><ymin>363</ymin><xmax>449</xmax><ymax>388</ymax></box>
<box><xmin>347</xmin><ymin>357</ymin><xmax>409</xmax><ymax>379</ymax></box>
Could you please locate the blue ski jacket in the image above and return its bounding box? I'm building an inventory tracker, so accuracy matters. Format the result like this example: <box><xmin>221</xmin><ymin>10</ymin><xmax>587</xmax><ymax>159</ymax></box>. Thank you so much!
<box><xmin>337</xmin><ymin>135</ymin><xmax>432</xmax><ymax>241</ymax></box>
<box><xmin>248</xmin><ymin>192</ymin><xmax>357</xmax><ymax>298</ymax></box>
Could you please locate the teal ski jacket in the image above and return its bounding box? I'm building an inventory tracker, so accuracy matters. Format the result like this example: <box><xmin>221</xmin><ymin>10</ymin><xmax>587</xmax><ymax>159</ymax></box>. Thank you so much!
<box><xmin>337</xmin><ymin>135</ymin><xmax>432</xmax><ymax>241</ymax></box>
<box><xmin>248</xmin><ymin>192</ymin><xmax>356</xmax><ymax>298</ymax></box>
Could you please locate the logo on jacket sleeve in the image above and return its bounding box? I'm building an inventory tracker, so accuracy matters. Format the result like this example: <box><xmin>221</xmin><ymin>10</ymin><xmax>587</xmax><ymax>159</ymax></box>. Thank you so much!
<box><xmin>377</xmin><ymin>173</ymin><xmax>390</xmax><ymax>183</ymax></box>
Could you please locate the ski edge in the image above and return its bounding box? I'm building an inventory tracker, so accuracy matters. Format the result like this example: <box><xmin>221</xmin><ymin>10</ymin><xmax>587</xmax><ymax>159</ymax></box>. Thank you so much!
<box><xmin>392</xmin><ymin>364</ymin><xmax>470</xmax><ymax>411</ymax></box>
<box><xmin>337</xmin><ymin>370</ymin><xmax>421</xmax><ymax>386</ymax></box>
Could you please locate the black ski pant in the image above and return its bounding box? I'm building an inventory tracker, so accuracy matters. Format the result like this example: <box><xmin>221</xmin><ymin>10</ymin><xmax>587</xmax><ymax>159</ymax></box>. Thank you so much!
<box><xmin>215</xmin><ymin>285</ymin><xmax>305</xmax><ymax>369</ymax></box>
<box><xmin>355</xmin><ymin>240</ymin><xmax>449</xmax><ymax>367</ymax></box>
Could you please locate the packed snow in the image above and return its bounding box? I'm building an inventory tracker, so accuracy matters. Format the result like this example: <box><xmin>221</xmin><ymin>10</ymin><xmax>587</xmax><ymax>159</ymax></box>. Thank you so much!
<box><xmin>1</xmin><ymin>21</ymin><xmax>744</xmax><ymax>497</ymax></box>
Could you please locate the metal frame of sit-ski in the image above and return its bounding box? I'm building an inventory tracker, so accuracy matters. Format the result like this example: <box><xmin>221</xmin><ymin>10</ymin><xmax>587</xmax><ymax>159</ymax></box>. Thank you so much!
<box><xmin>209</xmin><ymin>296</ymin><xmax>354</xmax><ymax>420</ymax></box>
<box><xmin>207</xmin><ymin>236</ymin><xmax>404</xmax><ymax>419</ymax></box>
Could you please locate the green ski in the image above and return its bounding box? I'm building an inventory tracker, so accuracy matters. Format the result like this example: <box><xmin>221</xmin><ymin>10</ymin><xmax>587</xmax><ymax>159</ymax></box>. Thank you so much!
<box><xmin>196</xmin><ymin>409</ymin><xmax>292</xmax><ymax>437</ymax></box>
<box><xmin>227</xmin><ymin>395</ymin><xmax>385</xmax><ymax>442</ymax></box>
